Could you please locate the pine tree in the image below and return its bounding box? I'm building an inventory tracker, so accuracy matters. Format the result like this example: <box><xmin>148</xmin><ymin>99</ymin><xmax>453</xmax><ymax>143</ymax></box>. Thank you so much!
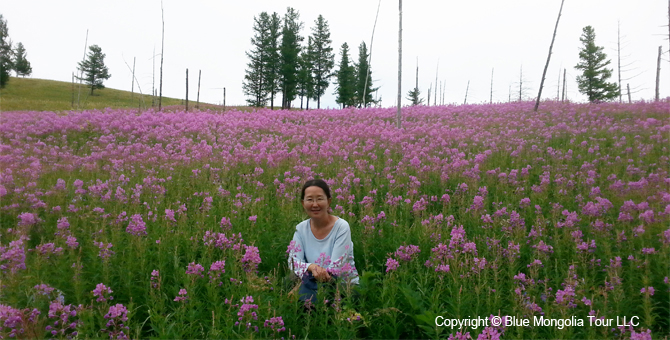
<box><xmin>0</xmin><ymin>14</ymin><xmax>13</xmax><ymax>88</ymax></box>
<box><xmin>297</xmin><ymin>37</ymin><xmax>315</xmax><ymax>109</ymax></box>
<box><xmin>12</xmin><ymin>42</ymin><xmax>31</xmax><ymax>77</ymax></box>
<box><xmin>264</xmin><ymin>13</ymin><xmax>282</xmax><ymax>110</ymax></box>
<box><xmin>354</xmin><ymin>41</ymin><xmax>377</xmax><ymax>107</ymax></box>
<box><xmin>77</xmin><ymin>45</ymin><xmax>111</xmax><ymax>95</ymax></box>
<box><xmin>279</xmin><ymin>7</ymin><xmax>303</xmax><ymax>109</ymax></box>
<box><xmin>335</xmin><ymin>42</ymin><xmax>355</xmax><ymax>108</ymax></box>
<box><xmin>309</xmin><ymin>15</ymin><xmax>335</xmax><ymax>109</ymax></box>
<box><xmin>243</xmin><ymin>12</ymin><xmax>272</xmax><ymax>107</ymax></box>
<box><xmin>575</xmin><ymin>26</ymin><xmax>619</xmax><ymax>102</ymax></box>
<box><xmin>406</xmin><ymin>88</ymin><xmax>423</xmax><ymax>105</ymax></box>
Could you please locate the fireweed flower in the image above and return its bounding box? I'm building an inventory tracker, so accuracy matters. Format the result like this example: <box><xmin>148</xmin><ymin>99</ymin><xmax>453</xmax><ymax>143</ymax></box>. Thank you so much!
<box><xmin>92</xmin><ymin>283</ymin><xmax>114</xmax><ymax>303</ymax></box>
<box><xmin>394</xmin><ymin>245</ymin><xmax>421</xmax><ymax>262</ymax></box>
<box><xmin>448</xmin><ymin>331</ymin><xmax>472</xmax><ymax>340</ymax></box>
<box><xmin>220</xmin><ymin>217</ymin><xmax>232</xmax><ymax>229</ymax></box>
<box><xmin>126</xmin><ymin>214</ymin><xmax>147</xmax><ymax>236</ymax></box>
<box><xmin>209</xmin><ymin>260</ymin><xmax>226</xmax><ymax>285</ymax></box>
<box><xmin>150</xmin><ymin>270</ymin><xmax>160</xmax><ymax>289</ymax></box>
<box><xmin>34</xmin><ymin>283</ymin><xmax>55</xmax><ymax>296</ymax></box>
<box><xmin>235</xmin><ymin>296</ymin><xmax>259</xmax><ymax>331</ymax></box>
<box><xmin>185</xmin><ymin>262</ymin><xmax>205</xmax><ymax>278</ymax></box>
<box><xmin>241</xmin><ymin>245</ymin><xmax>261</xmax><ymax>273</ymax></box>
<box><xmin>93</xmin><ymin>241</ymin><xmax>115</xmax><ymax>259</ymax></box>
<box><xmin>385</xmin><ymin>258</ymin><xmax>400</xmax><ymax>272</ymax></box>
<box><xmin>264</xmin><ymin>316</ymin><xmax>286</xmax><ymax>333</ymax></box>
<box><xmin>164</xmin><ymin>209</ymin><xmax>176</xmax><ymax>222</ymax></box>
<box><xmin>640</xmin><ymin>287</ymin><xmax>655</xmax><ymax>296</ymax></box>
<box><xmin>46</xmin><ymin>301</ymin><xmax>80</xmax><ymax>338</ymax></box>
<box><xmin>174</xmin><ymin>289</ymin><xmax>188</xmax><ymax>302</ymax></box>
<box><xmin>103</xmin><ymin>304</ymin><xmax>130</xmax><ymax>340</ymax></box>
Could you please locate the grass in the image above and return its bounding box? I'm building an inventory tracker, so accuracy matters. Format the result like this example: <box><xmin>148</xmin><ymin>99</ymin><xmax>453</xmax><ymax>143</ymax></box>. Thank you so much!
<box><xmin>0</xmin><ymin>77</ymin><xmax>232</xmax><ymax>112</ymax></box>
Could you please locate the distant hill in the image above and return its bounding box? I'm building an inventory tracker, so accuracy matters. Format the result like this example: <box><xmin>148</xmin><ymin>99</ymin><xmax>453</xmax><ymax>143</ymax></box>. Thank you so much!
<box><xmin>0</xmin><ymin>77</ymin><xmax>224</xmax><ymax>112</ymax></box>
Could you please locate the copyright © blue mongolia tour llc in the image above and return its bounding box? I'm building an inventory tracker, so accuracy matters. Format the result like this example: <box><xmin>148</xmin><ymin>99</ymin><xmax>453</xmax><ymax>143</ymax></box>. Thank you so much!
<box><xmin>435</xmin><ymin>315</ymin><xmax>641</xmax><ymax>330</ymax></box>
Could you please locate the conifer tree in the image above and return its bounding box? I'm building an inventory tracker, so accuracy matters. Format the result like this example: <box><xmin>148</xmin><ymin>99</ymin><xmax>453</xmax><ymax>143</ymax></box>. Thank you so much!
<box><xmin>0</xmin><ymin>14</ymin><xmax>13</xmax><ymax>88</ymax></box>
<box><xmin>297</xmin><ymin>37</ymin><xmax>315</xmax><ymax>109</ymax></box>
<box><xmin>335</xmin><ymin>42</ymin><xmax>355</xmax><ymax>108</ymax></box>
<box><xmin>309</xmin><ymin>15</ymin><xmax>335</xmax><ymax>109</ymax></box>
<box><xmin>575</xmin><ymin>26</ymin><xmax>619</xmax><ymax>102</ymax></box>
<box><xmin>243</xmin><ymin>12</ymin><xmax>272</xmax><ymax>107</ymax></box>
<box><xmin>354</xmin><ymin>41</ymin><xmax>377</xmax><ymax>107</ymax></box>
<box><xmin>264</xmin><ymin>13</ymin><xmax>282</xmax><ymax>110</ymax></box>
<box><xmin>12</xmin><ymin>42</ymin><xmax>31</xmax><ymax>77</ymax></box>
<box><xmin>77</xmin><ymin>45</ymin><xmax>111</xmax><ymax>95</ymax></box>
<box><xmin>279</xmin><ymin>7</ymin><xmax>303</xmax><ymax>109</ymax></box>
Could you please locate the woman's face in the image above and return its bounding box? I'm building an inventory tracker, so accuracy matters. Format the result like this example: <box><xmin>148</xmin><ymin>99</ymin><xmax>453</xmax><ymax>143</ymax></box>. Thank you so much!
<box><xmin>302</xmin><ymin>186</ymin><xmax>331</xmax><ymax>219</ymax></box>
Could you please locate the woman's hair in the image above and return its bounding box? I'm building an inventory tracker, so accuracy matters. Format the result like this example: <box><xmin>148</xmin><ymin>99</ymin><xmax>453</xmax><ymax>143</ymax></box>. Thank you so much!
<box><xmin>300</xmin><ymin>179</ymin><xmax>331</xmax><ymax>200</ymax></box>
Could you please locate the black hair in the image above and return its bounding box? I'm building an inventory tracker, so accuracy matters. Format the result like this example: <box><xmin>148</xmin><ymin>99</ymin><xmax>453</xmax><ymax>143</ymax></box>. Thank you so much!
<box><xmin>300</xmin><ymin>179</ymin><xmax>331</xmax><ymax>200</ymax></box>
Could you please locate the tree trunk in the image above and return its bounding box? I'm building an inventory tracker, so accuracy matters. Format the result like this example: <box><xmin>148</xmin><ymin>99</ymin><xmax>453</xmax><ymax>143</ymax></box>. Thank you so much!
<box><xmin>397</xmin><ymin>0</ymin><xmax>402</xmax><ymax>129</ymax></box>
<box><xmin>197</xmin><ymin>69</ymin><xmax>201</xmax><ymax>110</ymax></box>
<box><xmin>131</xmin><ymin>57</ymin><xmax>135</xmax><ymax>100</ymax></box>
<box><xmin>434</xmin><ymin>59</ymin><xmax>439</xmax><ymax>106</ymax></box>
<box><xmin>71</xmin><ymin>72</ymin><xmax>75</xmax><ymax>109</ymax></box>
<box><xmin>159</xmin><ymin>1</ymin><xmax>165</xmax><ymax>111</ymax></box>
<box><xmin>617</xmin><ymin>21</ymin><xmax>622</xmax><ymax>103</ymax></box>
<box><xmin>490</xmin><ymin>68</ymin><xmax>494</xmax><ymax>104</ymax></box>
<box><xmin>427</xmin><ymin>84</ymin><xmax>431</xmax><ymax>107</ymax></box>
<box><xmin>656</xmin><ymin>45</ymin><xmax>661</xmax><ymax>102</ymax></box>
<box><xmin>185</xmin><ymin>68</ymin><xmax>189</xmax><ymax>112</ymax></box>
<box><xmin>519</xmin><ymin>66</ymin><xmax>523</xmax><ymax>101</ymax></box>
<box><xmin>77</xmin><ymin>29</ymin><xmax>88</xmax><ymax>110</ymax></box>
<box><xmin>562</xmin><ymin>68</ymin><xmax>566</xmax><ymax>102</ymax></box>
<box><xmin>627</xmin><ymin>83</ymin><xmax>631</xmax><ymax>104</ymax></box>
<box><xmin>363</xmin><ymin>0</ymin><xmax>382</xmax><ymax>108</ymax></box>
<box><xmin>464</xmin><ymin>80</ymin><xmax>470</xmax><ymax>105</ymax></box>
<box><xmin>534</xmin><ymin>0</ymin><xmax>565</xmax><ymax>112</ymax></box>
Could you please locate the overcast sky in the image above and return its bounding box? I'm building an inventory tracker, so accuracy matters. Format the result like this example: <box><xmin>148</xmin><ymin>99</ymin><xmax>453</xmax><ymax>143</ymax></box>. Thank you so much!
<box><xmin>3</xmin><ymin>0</ymin><xmax>668</xmax><ymax>108</ymax></box>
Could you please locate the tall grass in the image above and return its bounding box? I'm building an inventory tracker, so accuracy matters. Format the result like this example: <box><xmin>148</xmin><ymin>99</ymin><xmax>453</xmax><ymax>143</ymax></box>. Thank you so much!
<box><xmin>0</xmin><ymin>101</ymin><xmax>668</xmax><ymax>339</ymax></box>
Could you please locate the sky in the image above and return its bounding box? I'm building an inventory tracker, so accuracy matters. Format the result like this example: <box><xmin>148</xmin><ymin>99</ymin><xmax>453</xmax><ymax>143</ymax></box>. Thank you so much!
<box><xmin>2</xmin><ymin>0</ymin><xmax>669</xmax><ymax>108</ymax></box>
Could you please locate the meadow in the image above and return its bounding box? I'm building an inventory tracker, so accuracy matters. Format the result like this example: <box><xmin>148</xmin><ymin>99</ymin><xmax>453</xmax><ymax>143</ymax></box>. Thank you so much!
<box><xmin>0</xmin><ymin>101</ymin><xmax>668</xmax><ymax>339</ymax></box>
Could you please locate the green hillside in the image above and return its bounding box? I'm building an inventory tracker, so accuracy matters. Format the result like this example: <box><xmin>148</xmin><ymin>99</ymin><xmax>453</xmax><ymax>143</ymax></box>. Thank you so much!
<box><xmin>0</xmin><ymin>77</ymin><xmax>200</xmax><ymax>112</ymax></box>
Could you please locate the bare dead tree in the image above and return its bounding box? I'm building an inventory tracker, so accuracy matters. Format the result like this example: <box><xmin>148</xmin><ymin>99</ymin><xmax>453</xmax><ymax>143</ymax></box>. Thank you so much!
<box><xmin>519</xmin><ymin>66</ymin><xmax>523</xmax><ymax>101</ymax></box>
<box><xmin>616</xmin><ymin>23</ymin><xmax>645</xmax><ymax>99</ymax></box>
<box><xmin>76</xmin><ymin>29</ymin><xmax>88</xmax><ymax>110</ymax></box>
<box><xmin>656</xmin><ymin>46</ymin><xmax>662</xmax><ymax>101</ymax></box>
<box><xmin>427</xmin><ymin>83</ymin><xmax>431</xmax><ymax>106</ymax></box>
<box><xmin>131</xmin><ymin>57</ymin><xmax>135</xmax><ymax>100</ymax></box>
<box><xmin>442</xmin><ymin>79</ymin><xmax>446</xmax><ymax>105</ymax></box>
<box><xmin>490</xmin><ymin>68</ymin><xmax>494</xmax><ymax>104</ymax></box>
<box><xmin>397</xmin><ymin>0</ymin><xmax>402</xmax><ymax>129</ymax></box>
<box><xmin>153</xmin><ymin>46</ymin><xmax>156</xmax><ymax>107</ymax></box>
<box><xmin>556</xmin><ymin>68</ymin><xmax>561</xmax><ymax>101</ymax></box>
<box><xmin>159</xmin><ymin>0</ymin><xmax>165</xmax><ymax>111</ymax></box>
<box><xmin>618</xmin><ymin>21</ymin><xmax>622</xmax><ymax>102</ymax></box>
<box><xmin>627</xmin><ymin>83</ymin><xmax>632</xmax><ymax>103</ymax></box>
<box><xmin>71</xmin><ymin>72</ymin><xmax>75</xmax><ymax>109</ymax></box>
<box><xmin>197</xmin><ymin>69</ymin><xmax>201</xmax><ymax>110</ymax></box>
<box><xmin>122</xmin><ymin>56</ymin><xmax>146</xmax><ymax>110</ymax></box>
<box><xmin>534</xmin><ymin>0</ymin><xmax>565</xmax><ymax>112</ymax></box>
<box><xmin>434</xmin><ymin>59</ymin><xmax>439</xmax><ymax>106</ymax></box>
<box><xmin>464</xmin><ymin>80</ymin><xmax>470</xmax><ymax>105</ymax></box>
<box><xmin>562</xmin><ymin>68</ymin><xmax>567</xmax><ymax>102</ymax></box>
<box><xmin>185</xmin><ymin>68</ymin><xmax>189</xmax><ymax>112</ymax></box>
<box><xmin>363</xmin><ymin>0</ymin><xmax>382</xmax><ymax>108</ymax></box>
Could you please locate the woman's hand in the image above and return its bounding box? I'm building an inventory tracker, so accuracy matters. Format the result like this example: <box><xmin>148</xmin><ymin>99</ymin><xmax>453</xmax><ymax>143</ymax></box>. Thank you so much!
<box><xmin>308</xmin><ymin>264</ymin><xmax>331</xmax><ymax>282</ymax></box>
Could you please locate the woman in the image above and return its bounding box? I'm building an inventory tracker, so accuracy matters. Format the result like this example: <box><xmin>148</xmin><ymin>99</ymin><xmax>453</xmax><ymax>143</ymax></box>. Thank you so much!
<box><xmin>288</xmin><ymin>179</ymin><xmax>359</xmax><ymax>304</ymax></box>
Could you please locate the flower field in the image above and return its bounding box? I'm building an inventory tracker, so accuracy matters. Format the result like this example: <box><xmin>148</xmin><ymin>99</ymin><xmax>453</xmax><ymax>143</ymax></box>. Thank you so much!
<box><xmin>0</xmin><ymin>101</ymin><xmax>668</xmax><ymax>339</ymax></box>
